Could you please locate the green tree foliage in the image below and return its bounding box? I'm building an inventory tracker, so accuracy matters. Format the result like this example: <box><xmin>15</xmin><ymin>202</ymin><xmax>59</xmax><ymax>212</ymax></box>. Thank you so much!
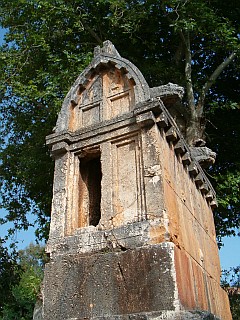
<box><xmin>0</xmin><ymin>243</ymin><xmax>46</xmax><ymax>320</ymax></box>
<box><xmin>0</xmin><ymin>0</ymin><xmax>239</xmax><ymax>245</ymax></box>
<box><xmin>207</xmin><ymin>109</ymin><xmax>240</xmax><ymax>240</ymax></box>
<box><xmin>0</xmin><ymin>242</ymin><xmax>20</xmax><ymax>313</ymax></box>
<box><xmin>221</xmin><ymin>266</ymin><xmax>240</xmax><ymax>320</ymax></box>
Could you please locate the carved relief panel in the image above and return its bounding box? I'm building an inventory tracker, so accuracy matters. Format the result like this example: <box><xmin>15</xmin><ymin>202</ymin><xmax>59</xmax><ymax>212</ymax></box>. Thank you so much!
<box><xmin>69</xmin><ymin>74</ymin><xmax>103</xmax><ymax>131</ymax></box>
<box><xmin>103</xmin><ymin>68</ymin><xmax>135</xmax><ymax>119</ymax></box>
<box><xmin>69</xmin><ymin>67</ymin><xmax>135</xmax><ymax>131</ymax></box>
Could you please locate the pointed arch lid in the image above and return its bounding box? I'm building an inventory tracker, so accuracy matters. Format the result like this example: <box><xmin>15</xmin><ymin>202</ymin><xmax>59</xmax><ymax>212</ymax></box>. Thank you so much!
<box><xmin>55</xmin><ymin>41</ymin><xmax>150</xmax><ymax>132</ymax></box>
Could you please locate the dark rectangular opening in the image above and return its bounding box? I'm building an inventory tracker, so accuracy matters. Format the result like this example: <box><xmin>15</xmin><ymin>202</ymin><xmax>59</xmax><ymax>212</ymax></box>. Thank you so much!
<box><xmin>79</xmin><ymin>153</ymin><xmax>102</xmax><ymax>227</ymax></box>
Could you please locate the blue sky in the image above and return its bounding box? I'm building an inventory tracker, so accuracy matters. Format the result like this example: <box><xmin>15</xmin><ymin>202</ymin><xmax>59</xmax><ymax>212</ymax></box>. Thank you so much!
<box><xmin>0</xmin><ymin>27</ymin><xmax>239</xmax><ymax>271</ymax></box>
<box><xmin>0</xmin><ymin>28</ymin><xmax>5</xmax><ymax>43</ymax></box>
<box><xmin>0</xmin><ymin>208</ymin><xmax>38</xmax><ymax>249</ymax></box>
<box><xmin>219</xmin><ymin>234</ymin><xmax>240</xmax><ymax>270</ymax></box>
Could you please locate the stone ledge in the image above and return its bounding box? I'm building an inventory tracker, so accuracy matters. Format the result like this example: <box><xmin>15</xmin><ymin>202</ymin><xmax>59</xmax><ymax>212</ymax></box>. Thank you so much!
<box><xmin>85</xmin><ymin>310</ymin><xmax>221</xmax><ymax>320</ymax></box>
<box><xmin>46</xmin><ymin>220</ymin><xmax>163</xmax><ymax>257</ymax></box>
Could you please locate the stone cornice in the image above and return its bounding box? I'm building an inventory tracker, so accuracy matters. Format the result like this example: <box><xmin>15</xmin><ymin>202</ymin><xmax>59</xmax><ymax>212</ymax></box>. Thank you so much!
<box><xmin>47</xmin><ymin>96</ymin><xmax>217</xmax><ymax>209</ymax></box>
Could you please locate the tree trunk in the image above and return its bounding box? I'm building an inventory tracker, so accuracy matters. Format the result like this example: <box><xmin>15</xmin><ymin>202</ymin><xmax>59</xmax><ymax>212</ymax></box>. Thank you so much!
<box><xmin>181</xmin><ymin>30</ymin><xmax>206</xmax><ymax>146</ymax></box>
<box><xmin>185</xmin><ymin>112</ymin><xmax>206</xmax><ymax>146</ymax></box>
<box><xmin>181</xmin><ymin>35</ymin><xmax>236</xmax><ymax>146</ymax></box>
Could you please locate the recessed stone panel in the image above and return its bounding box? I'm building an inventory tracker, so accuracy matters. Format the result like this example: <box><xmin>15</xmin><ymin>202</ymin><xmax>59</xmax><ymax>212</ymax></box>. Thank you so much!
<box><xmin>103</xmin><ymin>68</ymin><xmax>135</xmax><ymax>120</ymax></box>
<box><xmin>109</xmin><ymin>91</ymin><xmax>131</xmax><ymax>117</ymax></box>
<box><xmin>81</xmin><ymin>74</ymin><xmax>103</xmax><ymax>106</ymax></box>
<box><xmin>81</xmin><ymin>103</ymin><xmax>101</xmax><ymax>127</ymax></box>
<box><xmin>111</xmin><ymin>136</ymin><xmax>142</xmax><ymax>226</ymax></box>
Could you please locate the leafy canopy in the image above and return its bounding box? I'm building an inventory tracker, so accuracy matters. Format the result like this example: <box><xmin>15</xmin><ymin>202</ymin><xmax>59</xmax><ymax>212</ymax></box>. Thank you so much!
<box><xmin>0</xmin><ymin>0</ymin><xmax>239</xmax><ymax>245</ymax></box>
<box><xmin>0</xmin><ymin>243</ymin><xmax>46</xmax><ymax>320</ymax></box>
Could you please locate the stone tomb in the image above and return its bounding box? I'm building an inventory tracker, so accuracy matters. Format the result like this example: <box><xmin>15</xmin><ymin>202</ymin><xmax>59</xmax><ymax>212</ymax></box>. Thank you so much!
<box><xmin>42</xmin><ymin>41</ymin><xmax>231</xmax><ymax>319</ymax></box>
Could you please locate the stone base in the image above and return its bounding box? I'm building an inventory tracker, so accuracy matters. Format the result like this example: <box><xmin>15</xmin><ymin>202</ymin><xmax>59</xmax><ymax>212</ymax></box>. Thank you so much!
<box><xmin>42</xmin><ymin>243</ymin><xmax>177</xmax><ymax>319</ymax></box>
<box><xmin>42</xmin><ymin>243</ymin><xmax>227</xmax><ymax>320</ymax></box>
<box><xmin>67</xmin><ymin>310</ymin><xmax>220</xmax><ymax>320</ymax></box>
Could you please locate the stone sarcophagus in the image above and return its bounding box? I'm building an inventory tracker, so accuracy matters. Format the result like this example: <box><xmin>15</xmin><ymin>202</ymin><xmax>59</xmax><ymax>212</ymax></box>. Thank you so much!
<box><xmin>42</xmin><ymin>41</ymin><xmax>231</xmax><ymax>320</ymax></box>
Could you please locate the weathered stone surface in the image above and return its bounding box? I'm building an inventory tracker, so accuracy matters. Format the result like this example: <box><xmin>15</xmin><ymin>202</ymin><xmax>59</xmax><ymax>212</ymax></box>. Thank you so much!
<box><xmin>42</xmin><ymin>41</ymin><xmax>231</xmax><ymax>320</ymax></box>
<box><xmin>190</xmin><ymin>146</ymin><xmax>217</xmax><ymax>168</ymax></box>
<box><xmin>82</xmin><ymin>311</ymin><xmax>221</xmax><ymax>320</ymax></box>
<box><xmin>33</xmin><ymin>298</ymin><xmax>43</xmax><ymax>320</ymax></box>
<box><xmin>42</xmin><ymin>244</ymin><xmax>177</xmax><ymax>320</ymax></box>
<box><xmin>150</xmin><ymin>83</ymin><xmax>184</xmax><ymax>105</ymax></box>
<box><xmin>46</xmin><ymin>220</ymin><xmax>167</xmax><ymax>256</ymax></box>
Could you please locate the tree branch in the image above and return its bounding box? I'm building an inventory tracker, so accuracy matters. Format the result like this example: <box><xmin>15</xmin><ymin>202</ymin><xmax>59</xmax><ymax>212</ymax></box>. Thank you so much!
<box><xmin>181</xmin><ymin>30</ymin><xmax>195</xmax><ymax>113</ymax></box>
<box><xmin>82</xmin><ymin>23</ymin><xmax>102</xmax><ymax>45</ymax></box>
<box><xmin>77</xmin><ymin>6</ymin><xmax>102</xmax><ymax>45</ymax></box>
<box><xmin>198</xmin><ymin>51</ymin><xmax>237</xmax><ymax>111</ymax></box>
